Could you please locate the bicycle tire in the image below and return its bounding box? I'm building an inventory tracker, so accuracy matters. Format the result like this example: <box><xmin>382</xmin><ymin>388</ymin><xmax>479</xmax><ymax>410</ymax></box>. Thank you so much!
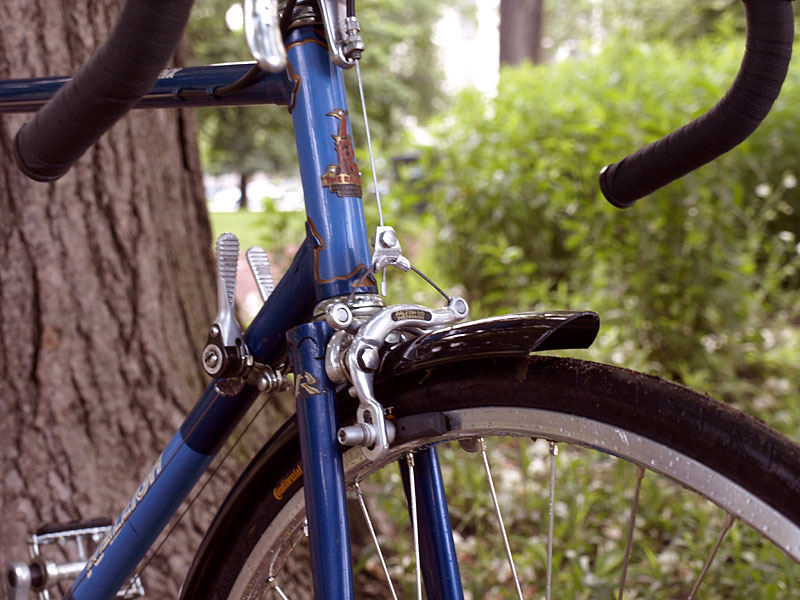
<box><xmin>181</xmin><ymin>355</ymin><xmax>800</xmax><ymax>599</ymax></box>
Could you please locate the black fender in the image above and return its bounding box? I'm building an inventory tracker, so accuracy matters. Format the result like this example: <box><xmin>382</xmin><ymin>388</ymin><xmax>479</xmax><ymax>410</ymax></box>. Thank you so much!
<box><xmin>178</xmin><ymin>311</ymin><xmax>598</xmax><ymax>598</ymax></box>
<box><xmin>379</xmin><ymin>310</ymin><xmax>599</xmax><ymax>376</ymax></box>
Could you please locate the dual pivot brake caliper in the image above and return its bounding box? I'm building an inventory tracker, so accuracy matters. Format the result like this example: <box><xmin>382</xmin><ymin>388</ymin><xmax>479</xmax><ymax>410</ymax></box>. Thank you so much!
<box><xmin>324</xmin><ymin>225</ymin><xmax>469</xmax><ymax>460</ymax></box>
<box><xmin>325</xmin><ymin>297</ymin><xmax>468</xmax><ymax>461</ymax></box>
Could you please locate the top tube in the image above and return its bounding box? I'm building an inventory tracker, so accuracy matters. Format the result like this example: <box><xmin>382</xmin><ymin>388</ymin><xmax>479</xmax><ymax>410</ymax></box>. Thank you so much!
<box><xmin>0</xmin><ymin>63</ymin><xmax>291</xmax><ymax>113</ymax></box>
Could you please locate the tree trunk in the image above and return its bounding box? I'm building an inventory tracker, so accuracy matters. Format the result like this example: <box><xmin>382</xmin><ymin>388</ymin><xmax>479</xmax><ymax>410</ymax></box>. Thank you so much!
<box><xmin>499</xmin><ymin>0</ymin><xmax>546</xmax><ymax>66</ymax></box>
<box><xmin>0</xmin><ymin>0</ymin><xmax>231</xmax><ymax>595</ymax></box>
<box><xmin>239</xmin><ymin>171</ymin><xmax>250</xmax><ymax>211</ymax></box>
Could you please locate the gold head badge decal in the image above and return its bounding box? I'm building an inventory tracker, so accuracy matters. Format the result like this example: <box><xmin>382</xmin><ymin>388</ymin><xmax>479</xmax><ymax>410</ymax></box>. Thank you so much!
<box><xmin>321</xmin><ymin>109</ymin><xmax>362</xmax><ymax>198</ymax></box>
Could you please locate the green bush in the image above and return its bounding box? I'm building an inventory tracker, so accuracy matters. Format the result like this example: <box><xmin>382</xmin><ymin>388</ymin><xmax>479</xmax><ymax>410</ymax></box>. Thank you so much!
<box><xmin>403</xmin><ymin>36</ymin><xmax>800</xmax><ymax>428</ymax></box>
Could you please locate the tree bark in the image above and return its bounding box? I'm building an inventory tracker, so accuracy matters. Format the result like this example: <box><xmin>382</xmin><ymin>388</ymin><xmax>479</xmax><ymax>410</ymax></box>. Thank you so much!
<box><xmin>0</xmin><ymin>0</ymin><xmax>233</xmax><ymax>595</ymax></box>
<box><xmin>499</xmin><ymin>0</ymin><xmax>546</xmax><ymax>66</ymax></box>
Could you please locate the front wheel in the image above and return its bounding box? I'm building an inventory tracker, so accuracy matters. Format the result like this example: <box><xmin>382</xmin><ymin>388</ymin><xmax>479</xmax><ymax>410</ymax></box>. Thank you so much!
<box><xmin>183</xmin><ymin>355</ymin><xmax>800</xmax><ymax>599</ymax></box>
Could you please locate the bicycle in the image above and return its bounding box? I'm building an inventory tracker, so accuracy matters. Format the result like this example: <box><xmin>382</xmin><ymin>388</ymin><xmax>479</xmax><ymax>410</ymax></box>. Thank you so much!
<box><xmin>1</xmin><ymin>0</ymin><xmax>799</xmax><ymax>599</ymax></box>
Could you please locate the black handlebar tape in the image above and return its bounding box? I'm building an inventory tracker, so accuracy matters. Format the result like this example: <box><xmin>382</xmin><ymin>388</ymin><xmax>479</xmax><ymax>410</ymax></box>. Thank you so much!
<box><xmin>13</xmin><ymin>0</ymin><xmax>195</xmax><ymax>182</ymax></box>
<box><xmin>599</xmin><ymin>0</ymin><xmax>794</xmax><ymax>208</ymax></box>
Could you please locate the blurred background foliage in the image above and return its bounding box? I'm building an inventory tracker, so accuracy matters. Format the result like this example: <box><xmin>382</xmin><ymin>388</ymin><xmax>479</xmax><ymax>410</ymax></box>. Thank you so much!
<box><xmin>397</xmin><ymin>32</ymin><xmax>800</xmax><ymax>435</ymax></box>
<box><xmin>187</xmin><ymin>0</ymin><xmax>458</xmax><ymax>207</ymax></box>
<box><xmin>186</xmin><ymin>0</ymin><xmax>799</xmax><ymax>436</ymax></box>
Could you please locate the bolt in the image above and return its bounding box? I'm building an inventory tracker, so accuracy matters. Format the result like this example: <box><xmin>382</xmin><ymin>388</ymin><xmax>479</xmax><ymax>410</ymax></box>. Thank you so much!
<box><xmin>385</xmin><ymin>332</ymin><xmax>402</xmax><ymax>345</ymax></box>
<box><xmin>202</xmin><ymin>345</ymin><xmax>224</xmax><ymax>376</ymax></box>
<box><xmin>209</xmin><ymin>324</ymin><xmax>220</xmax><ymax>338</ymax></box>
<box><xmin>203</xmin><ymin>349</ymin><xmax>219</xmax><ymax>368</ymax></box>
<box><xmin>325</xmin><ymin>303</ymin><xmax>353</xmax><ymax>330</ymax></box>
<box><xmin>379</xmin><ymin>229</ymin><xmax>398</xmax><ymax>248</ymax></box>
<box><xmin>357</xmin><ymin>346</ymin><xmax>380</xmax><ymax>372</ymax></box>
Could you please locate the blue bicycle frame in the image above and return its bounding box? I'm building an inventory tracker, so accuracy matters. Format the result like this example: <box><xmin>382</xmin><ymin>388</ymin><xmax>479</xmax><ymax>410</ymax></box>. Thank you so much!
<box><xmin>0</xmin><ymin>24</ymin><xmax>463</xmax><ymax>600</ymax></box>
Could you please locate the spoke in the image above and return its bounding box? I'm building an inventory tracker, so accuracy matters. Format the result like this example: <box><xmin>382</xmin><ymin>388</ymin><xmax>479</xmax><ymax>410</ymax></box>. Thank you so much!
<box><xmin>268</xmin><ymin>577</ymin><xmax>290</xmax><ymax>600</ymax></box>
<box><xmin>354</xmin><ymin>480</ymin><xmax>400</xmax><ymax>600</ymax></box>
<box><xmin>480</xmin><ymin>438</ymin><xmax>525</xmax><ymax>600</ymax></box>
<box><xmin>407</xmin><ymin>453</ymin><xmax>423</xmax><ymax>600</ymax></box>
<box><xmin>618</xmin><ymin>466</ymin><xmax>645</xmax><ymax>600</ymax></box>
<box><xmin>546</xmin><ymin>442</ymin><xmax>557</xmax><ymax>600</ymax></box>
<box><xmin>687</xmin><ymin>513</ymin><xmax>735</xmax><ymax>599</ymax></box>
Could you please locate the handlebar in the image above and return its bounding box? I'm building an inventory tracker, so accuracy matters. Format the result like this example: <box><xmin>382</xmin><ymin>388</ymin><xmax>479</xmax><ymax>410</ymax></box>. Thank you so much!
<box><xmin>599</xmin><ymin>0</ymin><xmax>795</xmax><ymax>208</ymax></box>
<box><xmin>12</xmin><ymin>0</ymin><xmax>795</xmax><ymax>192</ymax></box>
<box><xmin>13</xmin><ymin>0</ymin><xmax>194</xmax><ymax>182</ymax></box>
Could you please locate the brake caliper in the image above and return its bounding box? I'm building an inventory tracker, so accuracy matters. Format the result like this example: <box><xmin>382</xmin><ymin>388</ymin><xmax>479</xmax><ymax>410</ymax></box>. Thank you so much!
<box><xmin>325</xmin><ymin>296</ymin><xmax>469</xmax><ymax>460</ymax></box>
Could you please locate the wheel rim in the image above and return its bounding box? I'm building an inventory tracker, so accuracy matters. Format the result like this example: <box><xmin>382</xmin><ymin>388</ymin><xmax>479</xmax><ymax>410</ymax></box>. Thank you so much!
<box><xmin>228</xmin><ymin>406</ymin><xmax>800</xmax><ymax>599</ymax></box>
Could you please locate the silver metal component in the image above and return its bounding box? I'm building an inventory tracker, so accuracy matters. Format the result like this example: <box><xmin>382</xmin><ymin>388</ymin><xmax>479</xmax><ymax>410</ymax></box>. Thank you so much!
<box><xmin>379</xmin><ymin>228</ymin><xmax>397</xmax><ymax>248</ymax></box>
<box><xmin>342</xmin><ymin>16</ymin><xmax>365</xmax><ymax>60</ymax></box>
<box><xmin>356</xmin><ymin>59</ymin><xmax>384</xmax><ymax>227</ymax></box>
<box><xmin>313</xmin><ymin>293</ymin><xmax>385</xmax><ymax>322</ymax></box>
<box><xmin>337</xmin><ymin>420</ymin><xmax>396</xmax><ymax>447</ymax></box>
<box><xmin>203</xmin><ymin>346</ymin><xmax>223</xmax><ymax>375</ymax></box>
<box><xmin>325</xmin><ymin>302</ymin><xmax>354</xmax><ymax>331</ymax></box>
<box><xmin>450</xmin><ymin>297</ymin><xmax>468</xmax><ymax>318</ymax></box>
<box><xmin>246</xmin><ymin>246</ymin><xmax>275</xmax><ymax>303</ymax></box>
<box><xmin>244</xmin><ymin>0</ymin><xmax>288</xmax><ymax>72</ymax></box>
<box><xmin>354</xmin><ymin>481</ymin><xmax>399</xmax><ymax>600</ymax></box>
<box><xmin>325</xmin><ymin>330</ymin><xmax>352</xmax><ymax>383</ymax></box>
<box><xmin>345</xmin><ymin>297</ymin><xmax>469</xmax><ymax>460</ymax></box>
<box><xmin>11</xmin><ymin>522</ymin><xmax>146</xmax><ymax>599</ymax></box>
<box><xmin>215</xmin><ymin>378</ymin><xmax>246</xmax><ymax>397</ymax></box>
<box><xmin>407</xmin><ymin>453</ymin><xmax>423</xmax><ymax>600</ymax></box>
<box><xmin>356</xmin><ymin>346</ymin><xmax>380</xmax><ymax>372</ymax></box>
<box><xmin>215</xmin><ymin>362</ymin><xmax>287</xmax><ymax>397</ymax></box>
<box><xmin>371</xmin><ymin>226</ymin><xmax>410</xmax><ymax>273</ymax></box>
<box><xmin>213</xmin><ymin>233</ymin><xmax>243</xmax><ymax>349</ymax></box>
<box><xmin>245</xmin><ymin>362</ymin><xmax>287</xmax><ymax>393</ymax></box>
<box><xmin>31</xmin><ymin>559</ymin><xmax>85</xmax><ymax>592</ymax></box>
<box><xmin>546</xmin><ymin>441</ymin><xmax>557</xmax><ymax>600</ymax></box>
<box><xmin>204</xmin><ymin>233</ymin><xmax>266</xmax><ymax>381</ymax></box>
<box><xmin>384</xmin><ymin>331</ymin><xmax>403</xmax><ymax>345</ymax></box>
<box><xmin>5</xmin><ymin>562</ymin><xmax>31</xmax><ymax>600</ymax></box>
<box><xmin>203</xmin><ymin>237</ymin><xmax>285</xmax><ymax>390</ymax></box>
<box><xmin>480</xmin><ymin>438</ymin><xmax>525</xmax><ymax>600</ymax></box>
<box><xmin>317</xmin><ymin>0</ymin><xmax>358</xmax><ymax>68</ymax></box>
<box><xmin>271</xmin><ymin>580</ymin><xmax>291</xmax><ymax>600</ymax></box>
<box><xmin>688</xmin><ymin>513</ymin><xmax>736</xmax><ymax>599</ymax></box>
<box><xmin>618</xmin><ymin>466</ymin><xmax>645</xmax><ymax>600</ymax></box>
